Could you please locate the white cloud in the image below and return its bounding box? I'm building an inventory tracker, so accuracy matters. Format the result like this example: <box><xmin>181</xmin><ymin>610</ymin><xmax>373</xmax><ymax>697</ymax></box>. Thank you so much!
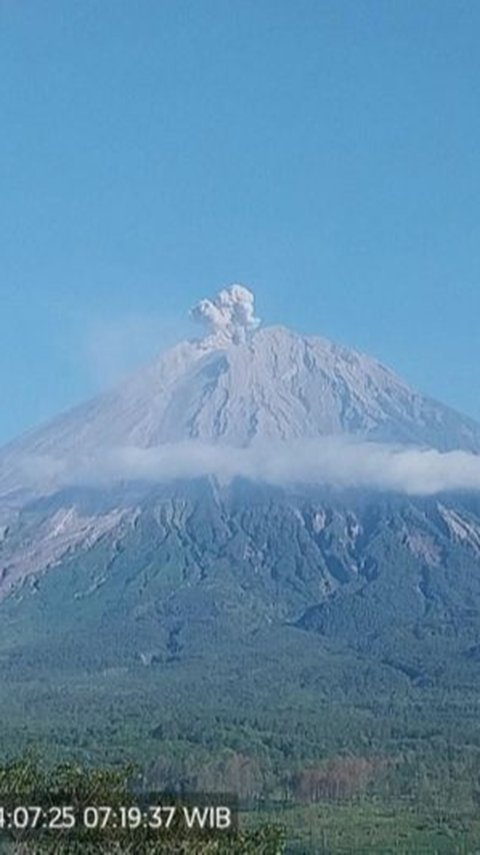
<box><xmin>20</xmin><ymin>438</ymin><xmax>480</xmax><ymax>496</ymax></box>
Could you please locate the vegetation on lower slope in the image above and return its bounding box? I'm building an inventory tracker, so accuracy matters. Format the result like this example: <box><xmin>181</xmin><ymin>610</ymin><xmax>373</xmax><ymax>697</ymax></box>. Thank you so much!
<box><xmin>0</xmin><ymin>755</ymin><xmax>285</xmax><ymax>854</ymax></box>
<box><xmin>2</xmin><ymin>643</ymin><xmax>480</xmax><ymax>852</ymax></box>
<box><xmin>2</xmin><ymin>482</ymin><xmax>480</xmax><ymax>851</ymax></box>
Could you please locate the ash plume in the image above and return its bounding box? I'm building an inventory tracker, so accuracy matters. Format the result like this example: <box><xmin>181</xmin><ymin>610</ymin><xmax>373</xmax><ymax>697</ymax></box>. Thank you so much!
<box><xmin>190</xmin><ymin>284</ymin><xmax>260</xmax><ymax>343</ymax></box>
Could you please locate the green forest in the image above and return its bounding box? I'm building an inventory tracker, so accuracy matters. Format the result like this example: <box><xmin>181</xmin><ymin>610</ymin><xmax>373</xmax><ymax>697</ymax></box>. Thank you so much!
<box><xmin>2</xmin><ymin>637</ymin><xmax>480</xmax><ymax>852</ymax></box>
<box><xmin>2</xmin><ymin>486</ymin><xmax>480</xmax><ymax>851</ymax></box>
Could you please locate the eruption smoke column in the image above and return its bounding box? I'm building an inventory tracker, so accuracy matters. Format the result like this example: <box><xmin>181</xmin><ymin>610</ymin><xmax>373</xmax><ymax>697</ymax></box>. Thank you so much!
<box><xmin>190</xmin><ymin>284</ymin><xmax>260</xmax><ymax>343</ymax></box>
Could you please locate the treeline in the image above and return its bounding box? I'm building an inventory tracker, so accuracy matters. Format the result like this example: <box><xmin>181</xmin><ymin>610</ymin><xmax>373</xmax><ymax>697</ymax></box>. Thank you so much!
<box><xmin>145</xmin><ymin>750</ymin><xmax>388</xmax><ymax>805</ymax></box>
<box><xmin>0</xmin><ymin>754</ymin><xmax>285</xmax><ymax>854</ymax></box>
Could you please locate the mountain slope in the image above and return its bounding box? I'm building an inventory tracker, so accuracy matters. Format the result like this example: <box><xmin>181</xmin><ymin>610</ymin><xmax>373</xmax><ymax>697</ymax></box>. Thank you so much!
<box><xmin>2</xmin><ymin>287</ymin><xmax>480</xmax><ymax>828</ymax></box>
<box><xmin>1</xmin><ymin>284</ymin><xmax>480</xmax><ymax>603</ymax></box>
<box><xmin>2</xmin><ymin>321</ymin><xmax>480</xmax><ymax>502</ymax></box>
<box><xmin>2</xmin><ymin>480</ymin><xmax>480</xmax><ymax>676</ymax></box>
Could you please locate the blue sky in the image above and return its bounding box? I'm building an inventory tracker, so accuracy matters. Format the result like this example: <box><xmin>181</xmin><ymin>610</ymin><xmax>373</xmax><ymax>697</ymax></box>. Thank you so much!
<box><xmin>1</xmin><ymin>0</ymin><xmax>480</xmax><ymax>444</ymax></box>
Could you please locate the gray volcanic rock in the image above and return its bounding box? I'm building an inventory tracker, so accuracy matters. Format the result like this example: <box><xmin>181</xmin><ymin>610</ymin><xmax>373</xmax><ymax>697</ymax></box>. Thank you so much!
<box><xmin>1</xmin><ymin>287</ymin><xmax>480</xmax><ymax>683</ymax></box>
<box><xmin>2</xmin><ymin>481</ymin><xmax>480</xmax><ymax>669</ymax></box>
<box><xmin>1</xmin><ymin>303</ymin><xmax>480</xmax><ymax>502</ymax></box>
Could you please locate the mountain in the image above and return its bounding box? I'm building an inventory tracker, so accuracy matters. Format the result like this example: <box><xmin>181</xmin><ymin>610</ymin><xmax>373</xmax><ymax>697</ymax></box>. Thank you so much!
<box><xmin>1</xmin><ymin>282</ymin><xmax>480</xmax><ymax>605</ymax></box>
<box><xmin>2</xmin><ymin>286</ymin><xmax>480</xmax><ymax>823</ymax></box>
<box><xmin>1</xmin><ymin>284</ymin><xmax>479</xmax><ymax>600</ymax></box>
<box><xmin>1</xmin><ymin>282</ymin><xmax>480</xmax><ymax>597</ymax></box>
<box><xmin>2</xmin><ymin>480</ymin><xmax>480</xmax><ymax>671</ymax></box>
<box><xmin>1</xmin><ymin>288</ymin><xmax>480</xmax><ymax>505</ymax></box>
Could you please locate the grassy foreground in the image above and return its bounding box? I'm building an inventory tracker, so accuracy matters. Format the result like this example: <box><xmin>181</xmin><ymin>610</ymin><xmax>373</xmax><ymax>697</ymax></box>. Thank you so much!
<box><xmin>246</xmin><ymin>801</ymin><xmax>480</xmax><ymax>853</ymax></box>
<box><xmin>2</xmin><ymin>755</ymin><xmax>480</xmax><ymax>853</ymax></box>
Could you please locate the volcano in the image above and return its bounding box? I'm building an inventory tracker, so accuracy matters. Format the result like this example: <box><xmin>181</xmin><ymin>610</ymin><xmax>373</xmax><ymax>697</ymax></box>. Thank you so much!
<box><xmin>1</xmin><ymin>285</ymin><xmax>480</xmax><ymax>506</ymax></box>
<box><xmin>1</xmin><ymin>286</ymin><xmax>480</xmax><ymax>701</ymax></box>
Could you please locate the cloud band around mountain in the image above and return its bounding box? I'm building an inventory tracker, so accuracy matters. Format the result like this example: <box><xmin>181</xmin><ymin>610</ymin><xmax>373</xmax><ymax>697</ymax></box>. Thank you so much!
<box><xmin>17</xmin><ymin>438</ymin><xmax>480</xmax><ymax>497</ymax></box>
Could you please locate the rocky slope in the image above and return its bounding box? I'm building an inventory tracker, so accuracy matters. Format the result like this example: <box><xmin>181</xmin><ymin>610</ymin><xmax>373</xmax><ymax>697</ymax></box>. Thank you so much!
<box><xmin>1</xmin><ymin>285</ymin><xmax>480</xmax><ymax>675</ymax></box>
<box><xmin>2</xmin><ymin>480</ymin><xmax>480</xmax><ymax>675</ymax></box>
<box><xmin>1</xmin><ymin>287</ymin><xmax>480</xmax><ymax>504</ymax></box>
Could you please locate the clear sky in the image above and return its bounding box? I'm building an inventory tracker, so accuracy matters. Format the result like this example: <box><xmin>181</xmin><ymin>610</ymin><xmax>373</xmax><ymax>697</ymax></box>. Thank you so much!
<box><xmin>1</xmin><ymin>0</ymin><xmax>480</xmax><ymax>444</ymax></box>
